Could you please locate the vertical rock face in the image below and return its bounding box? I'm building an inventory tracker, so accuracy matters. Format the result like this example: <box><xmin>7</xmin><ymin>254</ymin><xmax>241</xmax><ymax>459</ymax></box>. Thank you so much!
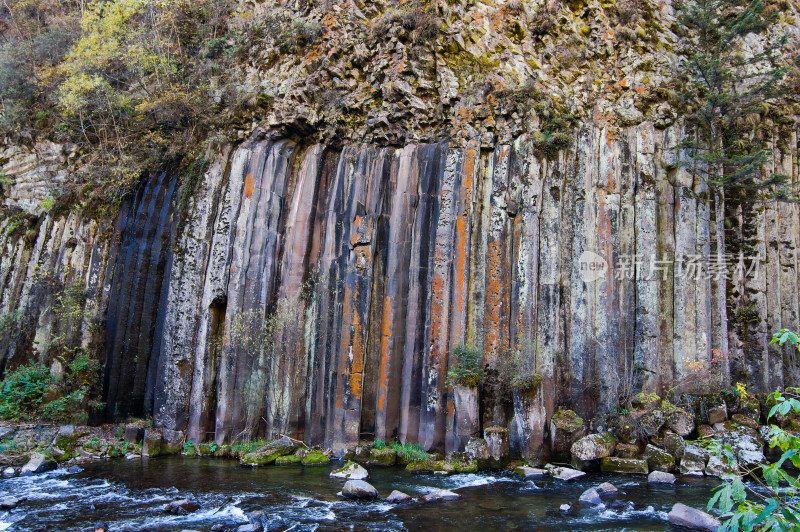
<box><xmin>1</xmin><ymin>121</ymin><xmax>799</xmax><ymax>455</ymax></box>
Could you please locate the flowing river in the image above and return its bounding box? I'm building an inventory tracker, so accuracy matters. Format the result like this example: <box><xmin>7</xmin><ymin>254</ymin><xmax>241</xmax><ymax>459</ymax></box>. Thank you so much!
<box><xmin>0</xmin><ymin>457</ymin><xmax>719</xmax><ymax>531</ymax></box>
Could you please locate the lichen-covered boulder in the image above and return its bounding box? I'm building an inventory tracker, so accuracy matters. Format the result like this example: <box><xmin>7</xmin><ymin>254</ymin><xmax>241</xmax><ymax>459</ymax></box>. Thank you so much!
<box><xmin>679</xmin><ymin>444</ymin><xmax>708</xmax><ymax>476</ymax></box>
<box><xmin>365</xmin><ymin>447</ymin><xmax>396</xmax><ymax>466</ymax></box>
<box><xmin>275</xmin><ymin>454</ymin><xmax>302</xmax><ymax>465</ymax></box>
<box><xmin>550</xmin><ymin>410</ymin><xmax>586</xmax><ymax>461</ymax></box>
<box><xmin>301</xmin><ymin>450</ymin><xmax>330</xmax><ymax>466</ymax></box>
<box><xmin>240</xmin><ymin>436</ymin><xmax>297</xmax><ymax>466</ymax></box>
<box><xmin>662</xmin><ymin>431</ymin><xmax>686</xmax><ymax>459</ymax></box>
<box><xmin>600</xmin><ymin>457</ymin><xmax>648</xmax><ymax>475</ymax></box>
<box><xmin>20</xmin><ymin>452</ymin><xmax>56</xmax><ymax>476</ymax></box>
<box><xmin>53</xmin><ymin>425</ymin><xmax>76</xmax><ymax>452</ymax></box>
<box><xmin>642</xmin><ymin>444</ymin><xmax>675</xmax><ymax>472</ymax></box>
<box><xmin>123</xmin><ymin>424</ymin><xmax>144</xmax><ymax>444</ymax></box>
<box><xmin>406</xmin><ymin>460</ymin><xmax>434</xmax><ymax>473</ymax></box>
<box><xmin>707</xmin><ymin>400</ymin><xmax>728</xmax><ymax>425</ymax></box>
<box><xmin>160</xmin><ymin>428</ymin><xmax>184</xmax><ymax>455</ymax></box>
<box><xmin>666</xmin><ymin>409</ymin><xmax>695</xmax><ymax>437</ymax></box>
<box><xmin>142</xmin><ymin>429</ymin><xmax>163</xmax><ymax>457</ymax></box>
<box><xmin>614</xmin><ymin>443</ymin><xmax>640</xmax><ymax>459</ymax></box>
<box><xmin>330</xmin><ymin>461</ymin><xmax>368</xmax><ymax>480</ymax></box>
<box><xmin>464</xmin><ymin>437</ymin><xmax>491</xmax><ymax>469</ymax></box>
<box><xmin>570</xmin><ymin>433</ymin><xmax>617</xmax><ymax>461</ymax></box>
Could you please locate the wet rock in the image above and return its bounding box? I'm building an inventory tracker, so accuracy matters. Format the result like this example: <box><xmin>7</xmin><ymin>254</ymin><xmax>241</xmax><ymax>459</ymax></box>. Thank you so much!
<box><xmin>386</xmin><ymin>490</ymin><xmax>411</xmax><ymax>503</ymax></box>
<box><xmin>0</xmin><ymin>427</ymin><xmax>15</xmax><ymax>441</ymax></box>
<box><xmin>301</xmin><ymin>450</ymin><xmax>330</xmax><ymax>466</ymax></box>
<box><xmin>464</xmin><ymin>437</ymin><xmax>491</xmax><ymax>469</ymax></box>
<box><xmin>124</xmin><ymin>424</ymin><xmax>144</xmax><ymax>444</ymax></box>
<box><xmin>571</xmin><ymin>433</ymin><xmax>617</xmax><ymax>461</ymax></box>
<box><xmin>2</xmin><ymin>467</ymin><xmax>15</xmax><ymax>478</ymax></box>
<box><xmin>614</xmin><ymin>443</ymin><xmax>640</xmax><ymax>458</ymax></box>
<box><xmin>161</xmin><ymin>428</ymin><xmax>185</xmax><ymax>455</ymax></box>
<box><xmin>432</xmin><ymin>461</ymin><xmax>455</xmax><ymax>475</ymax></box>
<box><xmin>165</xmin><ymin>499</ymin><xmax>201</xmax><ymax>514</ymax></box>
<box><xmin>125</xmin><ymin>453</ymin><xmax>140</xmax><ymax>460</ymax></box>
<box><xmin>341</xmin><ymin>480</ymin><xmax>379</xmax><ymax>499</ymax></box>
<box><xmin>545</xmin><ymin>464</ymin><xmax>586</xmax><ymax>481</ymax></box>
<box><xmin>662</xmin><ymin>432</ymin><xmax>686</xmax><ymax>459</ymax></box>
<box><xmin>0</xmin><ymin>497</ymin><xmax>19</xmax><ymax>510</ymax></box>
<box><xmin>331</xmin><ymin>461</ymin><xmax>369</xmax><ymax>480</ymax></box>
<box><xmin>668</xmin><ymin>503</ymin><xmax>721</xmax><ymax>531</ymax></box>
<box><xmin>422</xmin><ymin>489</ymin><xmax>460</xmax><ymax>502</ymax></box>
<box><xmin>66</xmin><ymin>466</ymin><xmax>82</xmax><ymax>474</ymax></box>
<box><xmin>550</xmin><ymin>410</ymin><xmax>586</xmax><ymax>461</ymax></box>
<box><xmin>406</xmin><ymin>460</ymin><xmax>434</xmax><ymax>473</ymax></box>
<box><xmin>708</xmin><ymin>402</ymin><xmax>728</xmax><ymax>425</ymax></box>
<box><xmin>484</xmin><ymin>427</ymin><xmax>510</xmax><ymax>468</ymax></box>
<box><xmin>679</xmin><ymin>445</ymin><xmax>708</xmax><ymax>476</ymax></box>
<box><xmin>578</xmin><ymin>487</ymin><xmax>602</xmax><ymax>506</ymax></box>
<box><xmin>241</xmin><ymin>436</ymin><xmax>297</xmax><ymax>466</ymax></box>
<box><xmin>365</xmin><ymin>447</ymin><xmax>396</xmax><ymax>466</ymax></box>
<box><xmin>559</xmin><ymin>504</ymin><xmax>572</xmax><ymax>513</ymax></box>
<box><xmin>666</xmin><ymin>409</ymin><xmax>695</xmax><ymax>437</ymax></box>
<box><xmin>236</xmin><ymin>525</ymin><xmax>261</xmax><ymax>532</ymax></box>
<box><xmin>648</xmin><ymin>471</ymin><xmax>676</xmax><ymax>485</ymax></box>
<box><xmin>705</xmin><ymin>455</ymin><xmax>735</xmax><ymax>477</ymax></box>
<box><xmin>595</xmin><ymin>482</ymin><xmax>619</xmax><ymax>498</ymax></box>
<box><xmin>514</xmin><ymin>466</ymin><xmax>548</xmax><ymax>480</ymax></box>
<box><xmin>142</xmin><ymin>429</ymin><xmax>163</xmax><ymax>457</ymax></box>
<box><xmin>599</xmin><ymin>457</ymin><xmax>648</xmax><ymax>475</ymax></box>
<box><xmin>275</xmin><ymin>454</ymin><xmax>302</xmax><ymax>465</ymax></box>
<box><xmin>20</xmin><ymin>452</ymin><xmax>57</xmax><ymax>476</ymax></box>
<box><xmin>642</xmin><ymin>444</ymin><xmax>675</xmax><ymax>472</ymax></box>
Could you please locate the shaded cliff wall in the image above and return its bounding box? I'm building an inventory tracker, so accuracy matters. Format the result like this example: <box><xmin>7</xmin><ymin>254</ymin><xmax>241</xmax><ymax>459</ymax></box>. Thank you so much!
<box><xmin>1</xmin><ymin>121</ymin><xmax>799</xmax><ymax>457</ymax></box>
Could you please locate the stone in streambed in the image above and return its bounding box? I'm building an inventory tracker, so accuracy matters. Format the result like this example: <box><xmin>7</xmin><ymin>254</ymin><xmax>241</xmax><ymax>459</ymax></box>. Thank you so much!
<box><xmin>2</xmin><ymin>467</ymin><xmax>15</xmax><ymax>478</ymax></box>
<box><xmin>514</xmin><ymin>466</ymin><xmax>548</xmax><ymax>480</ymax></box>
<box><xmin>422</xmin><ymin>489</ymin><xmax>460</xmax><ymax>502</ymax></box>
<box><xmin>142</xmin><ymin>429</ymin><xmax>163</xmax><ymax>457</ymax></box>
<box><xmin>331</xmin><ymin>461</ymin><xmax>368</xmax><ymax>480</ymax></box>
<box><xmin>600</xmin><ymin>457</ymin><xmax>648</xmax><ymax>475</ymax></box>
<box><xmin>165</xmin><ymin>499</ymin><xmax>200</xmax><ymax>514</ymax></box>
<box><xmin>301</xmin><ymin>450</ymin><xmax>330</xmax><ymax>466</ymax></box>
<box><xmin>0</xmin><ymin>497</ymin><xmax>20</xmax><ymax>510</ymax></box>
<box><xmin>386</xmin><ymin>490</ymin><xmax>412</xmax><ymax>503</ymax></box>
<box><xmin>648</xmin><ymin>471</ymin><xmax>676</xmax><ymax>484</ymax></box>
<box><xmin>20</xmin><ymin>452</ymin><xmax>56</xmax><ymax>476</ymax></box>
<box><xmin>595</xmin><ymin>482</ymin><xmax>618</xmax><ymax>498</ymax></box>
<box><xmin>578</xmin><ymin>487</ymin><xmax>602</xmax><ymax>506</ymax></box>
<box><xmin>545</xmin><ymin>464</ymin><xmax>586</xmax><ymax>481</ymax></box>
<box><xmin>241</xmin><ymin>436</ymin><xmax>297</xmax><ymax>466</ymax></box>
<box><xmin>668</xmin><ymin>503</ymin><xmax>721</xmax><ymax>531</ymax></box>
<box><xmin>340</xmin><ymin>480</ymin><xmax>379</xmax><ymax>499</ymax></box>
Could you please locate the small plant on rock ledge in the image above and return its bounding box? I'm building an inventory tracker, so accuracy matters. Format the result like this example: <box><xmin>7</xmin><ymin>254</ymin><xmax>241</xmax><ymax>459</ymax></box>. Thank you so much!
<box><xmin>447</xmin><ymin>344</ymin><xmax>483</xmax><ymax>388</ymax></box>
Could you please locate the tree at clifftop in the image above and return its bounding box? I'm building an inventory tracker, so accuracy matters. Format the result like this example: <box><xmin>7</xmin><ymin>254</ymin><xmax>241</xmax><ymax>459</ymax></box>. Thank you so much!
<box><xmin>678</xmin><ymin>0</ymin><xmax>797</xmax><ymax>200</ymax></box>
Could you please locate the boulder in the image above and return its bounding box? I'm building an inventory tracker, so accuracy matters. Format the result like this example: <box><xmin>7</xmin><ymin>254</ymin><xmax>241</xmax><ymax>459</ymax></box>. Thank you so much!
<box><xmin>545</xmin><ymin>464</ymin><xmax>586</xmax><ymax>481</ymax></box>
<box><xmin>559</xmin><ymin>504</ymin><xmax>571</xmax><ymax>513</ymax></box>
<box><xmin>679</xmin><ymin>445</ymin><xmax>709</xmax><ymax>476</ymax></box>
<box><xmin>731</xmin><ymin>413</ymin><xmax>759</xmax><ymax>430</ymax></box>
<box><xmin>578</xmin><ymin>487</ymin><xmax>602</xmax><ymax>506</ymax></box>
<box><xmin>275</xmin><ymin>454</ymin><xmax>302</xmax><ymax>465</ymax></box>
<box><xmin>53</xmin><ymin>425</ymin><xmax>76</xmax><ymax>451</ymax></box>
<box><xmin>0</xmin><ymin>427</ymin><xmax>15</xmax><ymax>441</ymax></box>
<box><xmin>236</xmin><ymin>525</ymin><xmax>261</xmax><ymax>532</ymax></box>
<box><xmin>666</xmin><ymin>409</ymin><xmax>695</xmax><ymax>437</ymax></box>
<box><xmin>662</xmin><ymin>432</ymin><xmax>686</xmax><ymax>459</ymax></box>
<box><xmin>330</xmin><ymin>461</ymin><xmax>369</xmax><ymax>480</ymax></box>
<box><xmin>142</xmin><ymin>429</ymin><xmax>163</xmax><ymax>457</ymax></box>
<box><xmin>599</xmin><ymin>457</ymin><xmax>648</xmax><ymax>475</ymax></box>
<box><xmin>431</xmin><ymin>461</ymin><xmax>455</xmax><ymax>475</ymax></box>
<box><xmin>571</xmin><ymin>433</ymin><xmax>617</xmax><ymax>461</ymax></box>
<box><xmin>241</xmin><ymin>436</ymin><xmax>297</xmax><ymax>466</ymax></box>
<box><xmin>386</xmin><ymin>490</ymin><xmax>412</xmax><ymax>503</ymax></box>
<box><xmin>642</xmin><ymin>444</ymin><xmax>675</xmax><ymax>472</ymax></box>
<box><xmin>705</xmin><ymin>455</ymin><xmax>735</xmax><ymax>477</ymax></box>
<box><xmin>648</xmin><ymin>471</ymin><xmax>676</xmax><ymax>485</ymax></box>
<box><xmin>2</xmin><ymin>467</ymin><xmax>15</xmax><ymax>478</ymax></box>
<box><xmin>341</xmin><ymin>480</ymin><xmax>379</xmax><ymax>499</ymax></box>
<box><xmin>596</xmin><ymin>482</ymin><xmax>619</xmax><ymax>498</ymax></box>
<box><xmin>365</xmin><ymin>447</ymin><xmax>396</xmax><ymax>466</ymax></box>
<box><xmin>668</xmin><ymin>503</ymin><xmax>721</xmax><ymax>531</ymax></box>
<box><xmin>125</xmin><ymin>453</ymin><xmax>140</xmax><ymax>460</ymax></box>
<box><xmin>697</xmin><ymin>424</ymin><xmax>715</xmax><ymax>439</ymax></box>
<box><xmin>464</xmin><ymin>437</ymin><xmax>491</xmax><ymax>469</ymax></box>
<box><xmin>165</xmin><ymin>499</ymin><xmax>200</xmax><ymax>514</ymax></box>
<box><xmin>0</xmin><ymin>498</ymin><xmax>19</xmax><ymax>510</ymax></box>
<box><xmin>422</xmin><ymin>489</ymin><xmax>460</xmax><ymax>502</ymax></box>
<box><xmin>20</xmin><ymin>452</ymin><xmax>57</xmax><ymax>476</ymax></box>
<box><xmin>160</xmin><ymin>428</ymin><xmax>184</xmax><ymax>455</ymax></box>
<box><xmin>301</xmin><ymin>450</ymin><xmax>330</xmax><ymax>466</ymax></box>
<box><xmin>513</xmin><ymin>466</ymin><xmax>548</xmax><ymax>480</ymax></box>
<box><xmin>483</xmin><ymin>427</ymin><xmax>510</xmax><ymax>468</ymax></box>
<box><xmin>708</xmin><ymin>402</ymin><xmax>728</xmax><ymax>425</ymax></box>
<box><xmin>614</xmin><ymin>443</ymin><xmax>640</xmax><ymax>458</ymax></box>
<box><xmin>638</xmin><ymin>409</ymin><xmax>666</xmax><ymax>438</ymax></box>
<box><xmin>550</xmin><ymin>410</ymin><xmax>586</xmax><ymax>460</ymax></box>
<box><xmin>124</xmin><ymin>424</ymin><xmax>144</xmax><ymax>444</ymax></box>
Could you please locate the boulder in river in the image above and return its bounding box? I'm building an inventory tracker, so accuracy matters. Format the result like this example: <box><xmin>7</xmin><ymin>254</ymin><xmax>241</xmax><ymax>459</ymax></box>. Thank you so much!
<box><xmin>160</xmin><ymin>428</ymin><xmax>185</xmax><ymax>455</ymax></box>
<box><xmin>464</xmin><ymin>437</ymin><xmax>491</xmax><ymax>469</ymax></box>
<box><xmin>578</xmin><ymin>488</ymin><xmax>602</xmax><ymax>506</ymax></box>
<box><xmin>0</xmin><ymin>497</ymin><xmax>20</xmax><ymax>510</ymax></box>
<box><xmin>571</xmin><ymin>433</ymin><xmax>617</xmax><ymax>461</ymax></box>
<box><xmin>2</xmin><ymin>467</ymin><xmax>15</xmax><ymax>478</ymax></box>
<box><xmin>595</xmin><ymin>482</ymin><xmax>618</xmax><ymax>498</ymax></box>
<box><xmin>365</xmin><ymin>447</ymin><xmax>396</xmax><ymax>466</ymax></box>
<box><xmin>514</xmin><ymin>466</ymin><xmax>548</xmax><ymax>480</ymax></box>
<box><xmin>648</xmin><ymin>471</ymin><xmax>676</xmax><ymax>485</ymax></box>
<box><xmin>386</xmin><ymin>490</ymin><xmax>412</xmax><ymax>503</ymax></box>
<box><xmin>422</xmin><ymin>489</ymin><xmax>460</xmax><ymax>502</ymax></box>
<box><xmin>484</xmin><ymin>426</ymin><xmax>510</xmax><ymax>468</ymax></box>
<box><xmin>241</xmin><ymin>436</ymin><xmax>297</xmax><ymax>466</ymax></box>
<box><xmin>668</xmin><ymin>503</ymin><xmax>721</xmax><ymax>531</ymax></box>
<box><xmin>330</xmin><ymin>461</ymin><xmax>368</xmax><ymax>480</ymax></box>
<box><xmin>20</xmin><ymin>452</ymin><xmax>56</xmax><ymax>476</ymax></box>
<box><xmin>341</xmin><ymin>480</ymin><xmax>379</xmax><ymax>499</ymax></box>
<box><xmin>142</xmin><ymin>429</ymin><xmax>163</xmax><ymax>457</ymax></box>
<box><xmin>301</xmin><ymin>450</ymin><xmax>330</xmax><ymax>466</ymax></box>
<box><xmin>165</xmin><ymin>499</ymin><xmax>201</xmax><ymax>514</ymax></box>
<box><xmin>545</xmin><ymin>464</ymin><xmax>586</xmax><ymax>481</ymax></box>
<box><xmin>642</xmin><ymin>444</ymin><xmax>675</xmax><ymax>472</ymax></box>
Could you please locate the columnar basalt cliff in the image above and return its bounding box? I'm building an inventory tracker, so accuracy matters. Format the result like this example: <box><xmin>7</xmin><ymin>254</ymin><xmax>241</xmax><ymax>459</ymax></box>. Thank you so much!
<box><xmin>2</xmin><ymin>120</ymin><xmax>798</xmax><ymax>459</ymax></box>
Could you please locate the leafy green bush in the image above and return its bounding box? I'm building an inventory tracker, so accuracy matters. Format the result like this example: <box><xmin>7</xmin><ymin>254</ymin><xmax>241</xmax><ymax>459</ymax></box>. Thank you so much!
<box><xmin>447</xmin><ymin>344</ymin><xmax>483</xmax><ymax>387</ymax></box>
<box><xmin>0</xmin><ymin>362</ymin><xmax>53</xmax><ymax>420</ymax></box>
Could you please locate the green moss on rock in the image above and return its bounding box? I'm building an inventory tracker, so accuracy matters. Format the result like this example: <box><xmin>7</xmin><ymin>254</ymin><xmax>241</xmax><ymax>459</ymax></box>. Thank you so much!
<box><xmin>600</xmin><ymin>457</ymin><xmax>649</xmax><ymax>474</ymax></box>
<box><xmin>302</xmin><ymin>450</ymin><xmax>330</xmax><ymax>466</ymax></box>
<box><xmin>552</xmin><ymin>410</ymin><xmax>585</xmax><ymax>432</ymax></box>
<box><xmin>276</xmin><ymin>454</ymin><xmax>303</xmax><ymax>465</ymax></box>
